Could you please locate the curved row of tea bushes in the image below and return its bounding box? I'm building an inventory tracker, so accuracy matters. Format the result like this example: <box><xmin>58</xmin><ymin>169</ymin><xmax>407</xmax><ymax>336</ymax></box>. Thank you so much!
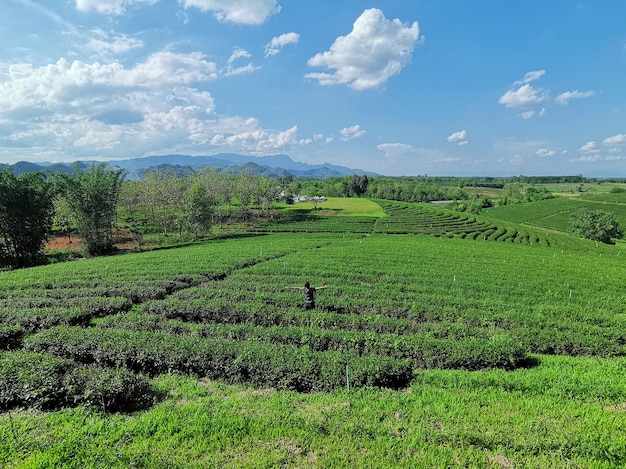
<box><xmin>141</xmin><ymin>297</ymin><xmax>429</xmax><ymax>334</ymax></box>
<box><xmin>25</xmin><ymin>326</ymin><xmax>413</xmax><ymax>392</ymax></box>
<box><xmin>0</xmin><ymin>296</ymin><xmax>132</xmax><ymax>332</ymax></box>
<box><xmin>96</xmin><ymin>313</ymin><xmax>527</xmax><ymax>370</ymax></box>
<box><xmin>372</xmin><ymin>200</ymin><xmax>554</xmax><ymax>246</ymax></box>
<box><xmin>253</xmin><ymin>214</ymin><xmax>377</xmax><ymax>233</ymax></box>
<box><xmin>0</xmin><ymin>351</ymin><xmax>152</xmax><ymax>412</ymax></box>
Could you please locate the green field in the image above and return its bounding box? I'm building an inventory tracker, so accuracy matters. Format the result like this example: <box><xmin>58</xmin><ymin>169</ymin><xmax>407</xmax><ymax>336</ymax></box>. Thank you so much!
<box><xmin>484</xmin><ymin>196</ymin><xmax>626</xmax><ymax>234</ymax></box>
<box><xmin>2</xmin><ymin>198</ymin><xmax>626</xmax><ymax>467</ymax></box>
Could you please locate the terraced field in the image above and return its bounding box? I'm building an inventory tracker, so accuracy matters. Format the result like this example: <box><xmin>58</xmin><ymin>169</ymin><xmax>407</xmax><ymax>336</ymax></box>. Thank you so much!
<box><xmin>257</xmin><ymin>199</ymin><xmax>561</xmax><ymax>247</ymax></box>
<box><xmin>484</xmin><ymin>196</ymin><xmax>626</xmax><ymax>233</ymax></box>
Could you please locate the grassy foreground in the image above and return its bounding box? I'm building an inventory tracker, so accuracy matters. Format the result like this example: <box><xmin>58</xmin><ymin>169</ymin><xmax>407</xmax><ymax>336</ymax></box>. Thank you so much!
<box><xmin>2</xmin><ymin>354</ymin><xmax>626</xmax><ymax>468</ymax></box>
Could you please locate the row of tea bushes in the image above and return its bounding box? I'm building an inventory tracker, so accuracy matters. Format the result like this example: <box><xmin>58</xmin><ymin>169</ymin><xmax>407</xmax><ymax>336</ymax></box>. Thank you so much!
<box><xmin>25</xmin><ymin>326</ymin><xmax>413</xmax><ymax>392</ymax></box>
<box><xmin>96</xmin><ymin>312</ymin><xmax>527</xmax><ymax>370</ymax></box>
<box><xmin>0</xmin><ymin>296</ymin><xmax>133</xmax><ymax>332</ymax></box>
<box><xmin>0</xmin><ymin>351</ymin><xmax>152</xmax><ymax>412</ymax></box>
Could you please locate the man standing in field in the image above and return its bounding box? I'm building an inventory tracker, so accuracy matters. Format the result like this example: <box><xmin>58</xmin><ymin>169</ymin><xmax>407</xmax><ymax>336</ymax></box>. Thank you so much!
<box><xmin>287</xmin><ymin>281</ymin><xmax>328</xmax><ymax>310</ymax></box>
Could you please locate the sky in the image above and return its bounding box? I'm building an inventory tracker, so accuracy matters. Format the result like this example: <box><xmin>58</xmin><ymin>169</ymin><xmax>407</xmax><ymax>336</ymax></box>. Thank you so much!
<box><xmin>1</xmin><ymin>1</ymin><xmax>625</xmax><ymax>177</ymax></box>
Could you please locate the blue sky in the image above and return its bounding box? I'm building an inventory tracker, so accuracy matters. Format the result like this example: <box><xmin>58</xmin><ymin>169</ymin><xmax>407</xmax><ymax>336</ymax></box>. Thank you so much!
<box><xmin>1</xmin><ymin>0</ymin><xmax>625</xmax><ymax>177</ymax></box>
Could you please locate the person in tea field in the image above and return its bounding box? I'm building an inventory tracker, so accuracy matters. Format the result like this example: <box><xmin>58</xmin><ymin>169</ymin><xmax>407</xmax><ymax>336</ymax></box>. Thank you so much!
<box><xmin>287</xmin><ymin>281</ymin><xmax>329</xmax><ymax>310</ymax></box>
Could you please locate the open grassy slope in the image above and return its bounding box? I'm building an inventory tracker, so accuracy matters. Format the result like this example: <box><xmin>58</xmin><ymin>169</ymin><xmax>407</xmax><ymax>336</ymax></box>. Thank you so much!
<box><xmin>2</xmin><ymin>198</ymin><xmax>626</xmax><ymax>467</ymax></box>
<box><xmin>484</xmin><ymin>195</ymin><xmax>626</xmax><ymax>234</ymax></box>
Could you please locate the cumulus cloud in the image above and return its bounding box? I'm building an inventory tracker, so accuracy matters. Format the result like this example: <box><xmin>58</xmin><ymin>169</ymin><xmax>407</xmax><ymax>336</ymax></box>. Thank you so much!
<box><xmin>555</xmin><ymin>90</ymin><xmax>594</xmax><ymax>105</ymax></box>
<box><xmin>210</xmin><ymin>125</ymin><xmax>311</xmax><ymax>153</ymax></box>
<box><xmin>536</xmin><ymin>148</ymin><xmax>556</xmax><ymax>157</ymax></box>
<box><xmin>500</xmin><ymin>71</ymin><xmax>594</xmax><ymax>118</ymax></box>
<box><xmin>0</xmin><ymin>44</ymin><xmax>307</xmax><ymax>162</ymax></box>
<box><xmin>603</xmin><ymin>133</ymin><xmax>626</xmax><ymax>145</ymax></box>
<box><xmin>446</xmin><ymin>130</ymin><xmax>467</xmax><ymax>145</ymax></box>
<box><xmin>265</xmin><ymin>32</ymin><xmax>300</xmax><ymax>57</ymax></box>
<box><xmin>0</xmin><ymin>52</ymin><xmax>218</xmax><ymax>114</ymax></box>
<box><xmin>306</xmin><ymin>8</ymin><xmax>421</xmax><ymax>90</ymax></box>
<box><xmin>579</xmin><ymin>141</ymin><xmax>598</xmax><ymax>153</ymax></box>
<box><xmin>75</xmin><ymin>0</ymin><xmax>156</xmax><ymax>15</ymax></box>
<box><xmin>339</xmin><ymin>125</ymin><xmax>366</xmax><ymax>141</ymax></box>
<box><xmin>180</xmin><ymin>0</ymin><xmax>280</xmax><ymax>25</ymax></box>
<box><xmin>499</xmin><ymin>83</ymin><xmax>548</xmax><ymax>108</ymax></box>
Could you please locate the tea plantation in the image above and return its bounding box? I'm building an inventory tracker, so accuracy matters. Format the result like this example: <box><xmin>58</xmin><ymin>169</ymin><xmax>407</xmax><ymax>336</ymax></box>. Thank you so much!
<box><xmin>1</xmin><ymin>198</ymin><xmax>626</xmax><ymax>468</ymax></box>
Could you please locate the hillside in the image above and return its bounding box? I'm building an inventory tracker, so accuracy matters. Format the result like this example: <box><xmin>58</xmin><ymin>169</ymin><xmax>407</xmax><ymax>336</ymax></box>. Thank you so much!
<box><xmin>2</xmin><ymin>198</ymin><xmax>626</xmax><ymax>467</ymax></box>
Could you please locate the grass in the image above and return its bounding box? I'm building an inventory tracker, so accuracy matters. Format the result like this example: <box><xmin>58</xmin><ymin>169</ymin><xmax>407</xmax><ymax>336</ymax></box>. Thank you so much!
<box><xmin>3</xmin><ymin>356</ymin><xmax>626</xmax><ymax>468</ymax></box>
<box><xmin>278</xmin><ymin>197</ymin><xmax>388</xmax><ymax>217</ymax></box>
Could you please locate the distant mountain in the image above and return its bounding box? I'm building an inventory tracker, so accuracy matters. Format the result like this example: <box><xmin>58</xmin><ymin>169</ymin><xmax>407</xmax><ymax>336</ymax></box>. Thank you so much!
<box><xmin>3</xmin><ymin>161</ymin><xmax>91</xmax><ymax>176</ymax></box>
<box><xmin>4</xmin><ymin>154</ymin><xmax>378</xmax><ymax>179</ymax></box>
<box><xmin>106</xmin><ymin>154</ymin><xmax>377</xmax><ymax>178</ymax></box>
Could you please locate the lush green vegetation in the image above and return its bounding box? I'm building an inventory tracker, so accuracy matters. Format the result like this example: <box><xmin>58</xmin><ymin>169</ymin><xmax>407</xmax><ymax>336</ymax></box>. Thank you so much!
<box><xmin>2</xmin><ymin>195</ymin><xmax>626</xmax><ymax>467</ymax></box>
<box><xmin>484</xmin><ymin>196</ymin><xmax>626</xmax><ymax>237</ymax></box>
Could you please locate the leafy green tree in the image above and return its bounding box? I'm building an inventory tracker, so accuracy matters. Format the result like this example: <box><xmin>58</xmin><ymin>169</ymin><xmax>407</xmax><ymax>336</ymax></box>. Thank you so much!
<box><xmin>349</xmin><ymin>174</ymin><xmax>369</xmax><ymax>197</ymax></box>
<box><xmin>570</xmin><ymin>208</ymin><xmax>623</xmax><ymax>244</ymax></box>
<box><xmin>184</xmin><ymin>181</ymin><xmax>214</xmax><ymax>238</ymax></box>
<box><xmin>59</xmin><ymin>163</ymin><xmax>126</xmax><ymax>256</ymax></box>
<box><xmin>0</xmin><ymin>169</ymin><xmax>55</xmax><ymax>268</ymax></box>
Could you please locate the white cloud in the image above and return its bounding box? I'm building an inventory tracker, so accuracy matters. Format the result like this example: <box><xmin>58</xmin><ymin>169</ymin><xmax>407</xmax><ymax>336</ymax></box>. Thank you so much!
<box><xmin>578</xmin><ymin>154</ymin><xmax>603</xmax><ymax>162</ymax></box>
<box><xmin>339</xmin><ymin>125</ymin><xmax>366</xmax><ymax>141</ymax></box>
<box><xmin>579</xmin><ymin>141</ymin><xmax>598</xmax><ymax>153</ymax></box>
<box><xmin>603</xmin><ymin>133</ymin><xmax>626</xmax><ymax>145</ymax></box>
<box><xmin>306</xmin><ymin>8</ymin><xmax>421</xmax><ymax>90</ymax></box>
<box><xmin>265</xmin><ymin>32</ymin><xmax>300</xmax><ymax>57</ymax></box>
<box><xmin>519</xmin><ymin>108</ymin><xmax>546</xmax><ymax>119</ymax></box>
<box><xmin>446</xmin><ymin>130</ymin><xmax>467</xmax><ymax>144</ymax></box>
<box><xmin>377</xmin><ymin>143</ymin><xmax>417</xmax><ymax>159</ymax></box>
<box><xmin>180</xmin><ymin>0</ymin><xmax>281</xmax><ymax>25</ymax></box>
<box><xmin>224</xmin><ymin>49</ymin><xmax>259</xmax><ymax>76</ymax></box>
<box><xmin>515</xmin><ymin>70</ymin><xmax>546</xmax><ymax>84</ymax></box>
<box><xmin>75</xmin><ymin>0</ymin><xmax>156</xmax><ymax>15</ymax></box>
<box><xmin>86</xmin><ymin>29</ymin><xmax>144</xmax><ymax>56</ymax></box>
<box><xmin>499</xmin><ymin>83</ymin><xmax>548</xmax><ymax>108</ymax></box>
<box><xmin>210</xmin><ymin>125</ymin><xmax>310</xmax><ymax>153</ymax></box>
<box><xmin>555</xmin><ymin>90</ymin><xmax>594</xmax><ymax>105</ymax></box>
<box><xmin>0</xmin><ymin>53</ymin><xmax>218</xmax><ymax>113</ymax></box>
<box><xmin>536</xmin><ymin>148</ymin><xmax>556</xmax><ymax>157</ymax></box>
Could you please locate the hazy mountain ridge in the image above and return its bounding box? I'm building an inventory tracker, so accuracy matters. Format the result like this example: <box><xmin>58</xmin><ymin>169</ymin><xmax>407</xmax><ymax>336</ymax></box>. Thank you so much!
<box><xmin>2</xmin><ymin>154</ymin><xmax>377</xmax><ymax>178</ymax></box>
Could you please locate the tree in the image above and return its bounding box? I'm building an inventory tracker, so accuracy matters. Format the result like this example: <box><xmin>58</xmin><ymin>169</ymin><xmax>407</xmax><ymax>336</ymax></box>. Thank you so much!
<box><xmin>184</xmin><ymin>181</ymin><xmax>214</xmax><ymax>238</ymax></box>
<box><xmin>570</xmin><ymin>208</ymin><xmax>623</xmax><ymax>244</ymax></box>
<box><xmin>59</xmin><ymin>163</ymin><xmax>126</xmax><ymax>256</ymax></box>
<box><xmin>0</xmin><ymin>169</ymin><xmax>55</xmax><ymax>268</ymax></box>
<box><xmin>349</xmin><ymin>175</ymin><xmax>369</xmax><ymax>197</ymax></box>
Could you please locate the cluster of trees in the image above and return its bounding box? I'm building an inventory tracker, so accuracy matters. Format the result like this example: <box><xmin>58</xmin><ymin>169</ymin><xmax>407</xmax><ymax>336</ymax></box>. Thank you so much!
<box><xmin>570</xmin><ymin>208</ymin><xmax>623</xmax><ymax>244</ymax></box>
<box><xmin>0</xmin><ymin>164</ymin><xmax>125</xmax><ymax>268</ymax></box>
<box><xmin>119</xmin><ymin>169</ymin><xmax>281</xmax><ymax>240</ymax></box>
<box><xmin>1</xmin><ymin>164</ymin><xmax>286</xmax><ymax>269</ymax></box>
<box><xmin>0</xmin><ymin>170</ymin><xmax>55</xmax><ymax>268</ymax></box>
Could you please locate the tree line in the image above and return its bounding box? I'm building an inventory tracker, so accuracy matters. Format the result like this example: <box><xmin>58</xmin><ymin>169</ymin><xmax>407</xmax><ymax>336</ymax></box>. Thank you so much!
<box><xmin>2</xmin><ymin>166</ymin><xmax>623</xmax><ymax>269</ymax></box>
<box><xmin>0</xmin><ymin>164</ymin><xmax>283</xmax><ymax>269</ymax></box>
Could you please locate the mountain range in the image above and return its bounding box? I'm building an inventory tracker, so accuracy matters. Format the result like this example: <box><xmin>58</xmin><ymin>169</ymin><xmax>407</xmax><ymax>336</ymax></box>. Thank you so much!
<box><xmin>1</xmin><ymin>154</ymin><xmax>378</xmax><ymax>179</ymax></box>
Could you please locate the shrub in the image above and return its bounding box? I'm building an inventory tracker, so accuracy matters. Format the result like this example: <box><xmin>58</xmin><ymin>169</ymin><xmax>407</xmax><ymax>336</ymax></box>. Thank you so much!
<box><xmin>63</xmin><ymin>366</ymin><xmax>153</xmax><ymax>413</ymax></box>
<box><xmin>0</xmin><ymin>351</ymin><xmax>69</xmax><ymax>410</ymax></box>
<box><xmin>0</xmin><ymin>325</ymin><xmax>24</xmax><ymax>350</ymax></box>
